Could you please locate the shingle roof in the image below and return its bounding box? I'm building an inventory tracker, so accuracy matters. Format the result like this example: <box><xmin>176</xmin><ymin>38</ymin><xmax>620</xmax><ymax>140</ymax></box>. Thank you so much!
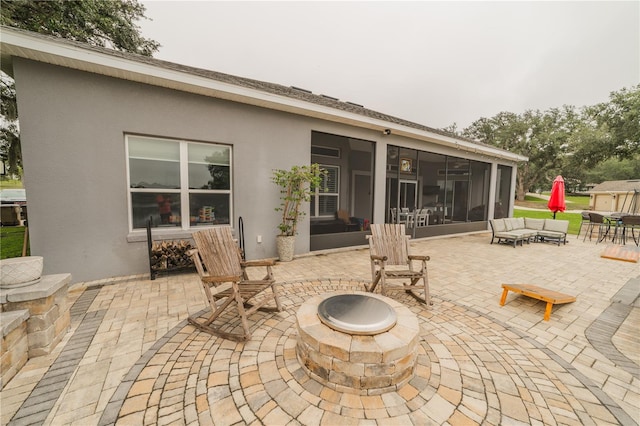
<box><xmin>589</xmin><ymin>180</ymin><xmax>640</xmax><ymax>193</ymax></box>
<box><xmin>0</xmin><ymin>26</ymin><xmax>521</xmax><ymax>159</ymax></box>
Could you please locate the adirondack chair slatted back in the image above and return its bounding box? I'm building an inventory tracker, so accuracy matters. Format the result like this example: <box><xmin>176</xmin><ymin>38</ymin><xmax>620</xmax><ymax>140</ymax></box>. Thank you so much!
<box><xmin>369</xmin><ymin>236</ymin><xmax>411</xmax><ymax>266</ymax></box>
<box><xmin>369</xmin><ymin>224</ymin><xmax>410</xmax><ymax>266</ymax></box>
<box><xmin>370</xmin><ymin>223</ymin><xmax>406</xmax><ymax>238</ymax></box>
<box><xmin>192</xmin><ymin>227</ymin><xmax>243</xmax><ymax>279</ymax></box>
<box><xmin>366</xmin><ymin>223</ymin><xmax>430</xmax><ymax>304</ymax></box>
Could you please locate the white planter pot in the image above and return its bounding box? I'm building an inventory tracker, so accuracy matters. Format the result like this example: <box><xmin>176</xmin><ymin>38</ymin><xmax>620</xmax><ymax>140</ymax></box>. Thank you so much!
<box><xmin>0</xmin><ymin>256</ymin><xmax>44</xmax><ymax>288</ymax></box>
<box><xmin>276</xmin><ymin>236</ymin><xmax>295</xmax><ymax>262</ymax></box>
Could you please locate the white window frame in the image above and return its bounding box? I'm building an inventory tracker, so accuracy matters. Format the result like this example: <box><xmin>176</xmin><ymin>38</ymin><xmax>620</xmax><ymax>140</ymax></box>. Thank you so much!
<box><xmin>312</xmin><ymin>164</ymin><xmax>339</xmax><ymax>218</ymax></box>
<box><xmin>125</xmin><ymin>134</ymin><xmax>233</xmax><ymax>232</ymax></box>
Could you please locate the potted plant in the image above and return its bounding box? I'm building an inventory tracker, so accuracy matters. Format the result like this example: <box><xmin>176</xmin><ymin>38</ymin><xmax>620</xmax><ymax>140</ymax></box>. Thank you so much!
<box><xmin>272</xmin><ymin>164</ymin><xmax>325</xmax><ymax>261</ymax></box>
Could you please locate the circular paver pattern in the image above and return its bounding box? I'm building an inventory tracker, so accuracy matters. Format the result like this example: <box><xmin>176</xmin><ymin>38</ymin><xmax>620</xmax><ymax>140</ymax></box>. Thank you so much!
<box><xmin>108</xmin><ymin>279</ymin><xmax>620</xmax><ymax>425</ymax></box>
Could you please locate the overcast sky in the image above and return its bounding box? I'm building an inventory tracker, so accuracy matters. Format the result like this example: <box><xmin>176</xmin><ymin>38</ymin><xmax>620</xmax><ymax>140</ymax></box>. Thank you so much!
<box><xmin>138</xmin><ymin>1</ymin><xmax>639</xmax><ymax>130</ymax></box>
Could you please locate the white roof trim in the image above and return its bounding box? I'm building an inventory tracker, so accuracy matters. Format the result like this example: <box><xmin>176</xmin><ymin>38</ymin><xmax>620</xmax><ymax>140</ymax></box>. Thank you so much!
<box><xmin>1</xmin><ymin>27</ymin><xmax>527</xmax><ymax>163</ymax></box>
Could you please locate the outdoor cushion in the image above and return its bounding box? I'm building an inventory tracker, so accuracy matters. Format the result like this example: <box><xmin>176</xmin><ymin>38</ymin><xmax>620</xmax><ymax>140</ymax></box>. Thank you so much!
<box><xmin>538</xmin><ymin>230</ymin><xmax>564</xmax><ymax>238</ymax></box>
<box><xmin>514</xmin><ymin>217</ymin><xmax>526</xmax><ymax>229</ymax></box>
<box><xmin>493</xmin><ymin>231</ymin><xmax>526</xmax><ymax>247</ymax></box>
<box><xmin>494</xmin><ymin>231</ymin><xmax>522</xmax><ymax>239</ymax></box>
<box><xmin>525</xmin><ymin>218</ymin><xmax>545</xmax><ymax>231</ymax></box>
<box><xmin>544</xmin><ymin>219</ymin><xmax>569</xmax><ymax>233</ymax></box>
<box><xmin>490</xmin><ymin>219</ymin><xmax>507</xmax><ymax>232</ymax></box>
<box><xmin>510</xmin><ymin>229</ymin><xmax>536</xmax><ymax>237</ymax></box>
<box><xmin>537</xmin><ymin>220</ymin><xmax>569</xmax><ymax>245</ymax></box>
<box><xmin>504</xmin><ymin>219</ymin><xmax>514</xmax><ymax>231</ymax></box>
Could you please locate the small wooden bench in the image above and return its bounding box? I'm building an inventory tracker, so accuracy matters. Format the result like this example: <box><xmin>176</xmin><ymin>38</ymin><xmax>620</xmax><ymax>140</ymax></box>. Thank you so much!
<box><xmin>500</xmin><ymin>284</ymin><xmax>576</xmax><ymax>321</ymax></box>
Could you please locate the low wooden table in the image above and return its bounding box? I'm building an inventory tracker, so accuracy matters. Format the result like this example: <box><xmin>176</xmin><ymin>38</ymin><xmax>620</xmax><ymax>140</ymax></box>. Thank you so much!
<box><xmin>500</xmin><ymin>284</ymin><xmax>576</xmax><ymax>321</ymax></box>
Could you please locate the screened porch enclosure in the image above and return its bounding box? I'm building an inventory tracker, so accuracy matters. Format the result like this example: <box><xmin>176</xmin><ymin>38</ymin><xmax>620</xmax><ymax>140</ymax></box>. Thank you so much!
<box><xmin>385</xmin><ymin>146</ymin><xmax>494</xmax><ymax>236</ymax></box>
<box><xmin>309</xmin><ymin>136</ymin><xmax>514</xmax><ymax>251</ymax></box>
<box><xmin>309</xmin><ymin>131</ymin><xmax>375</xmax><ymax>250</ymax></box>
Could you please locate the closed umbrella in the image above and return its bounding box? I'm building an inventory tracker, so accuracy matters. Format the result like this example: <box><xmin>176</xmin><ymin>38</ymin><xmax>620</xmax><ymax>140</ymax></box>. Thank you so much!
<box><xmin>548</xmin><ymin>175</ymin><xmax>566</xmax><ymax>219</ymax></box>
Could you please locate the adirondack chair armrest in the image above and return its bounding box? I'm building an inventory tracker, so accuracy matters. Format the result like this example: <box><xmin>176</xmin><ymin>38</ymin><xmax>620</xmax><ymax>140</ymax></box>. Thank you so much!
<box><xmin>370</xmin><ymin>254</ymin><xmax>388</xmax><ymax>262</ymax></box>
<box><xmin>242</xmin><ymin>259</ymin><xmax>276</xmax><ymax>268</ymax></box>
<box><xmin>408</xmin><ymin>255</ymin><xmax>430</xmax><ymax>261</ymax></box>
<box><xmin>187</xmin><ymin>248</ymin><xmax>208</xmax><ymax>277</ymax></box>
<box><xmin>202</xmin><ymin>275</ymin><xmax>243</xmax><ymax>284</ymax></box>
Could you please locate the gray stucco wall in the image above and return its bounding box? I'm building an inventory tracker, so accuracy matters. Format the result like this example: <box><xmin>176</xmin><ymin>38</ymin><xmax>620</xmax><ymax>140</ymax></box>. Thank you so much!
<box><xmin>13</xmin><ymin>58</ymin><xmax>519</xmax><ymax>283</ymax></box>
<box><xmin>13</xmin><ymin>59</ymin><xmax>394</xmax><ymax>282</ymax></box>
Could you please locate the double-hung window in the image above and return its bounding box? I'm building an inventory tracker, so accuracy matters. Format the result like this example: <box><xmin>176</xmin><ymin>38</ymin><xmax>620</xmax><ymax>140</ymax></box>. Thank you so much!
<box><xmin>311</xmin><ymin>165</ymin><xmax>339</xmax><ymax>217</ymax></box>
<box><xmin>127</xmin><ymin>135</ymin><xmax>232</xmax><ymax>230</ymax></box>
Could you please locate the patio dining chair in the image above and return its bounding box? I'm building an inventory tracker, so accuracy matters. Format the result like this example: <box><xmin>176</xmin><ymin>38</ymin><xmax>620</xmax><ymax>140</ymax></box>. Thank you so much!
<box><xmin>366</xmin><ymin>223</ymin><xmax>431</xmax><ymax>304</ymax></box>
<box><xmin>576</xmin><ymin>211</ymin><xmax>591</xmax><ymax>240</ymax></box>
<box><xmin>389</xmin><ymin>207</ymin><xmax>397</xmax><ymax>224</ymax></box>
<box><xmin>188</xmin><ymin>227</ymin><xmax>282</xmax><ymax>341</ymax></box>
<box><xmin>583</xmin><ymin>213</ymin><xmax>609</xmax><ymax>243</ymax></box>
<box><xmin>416</xmin><ymin>208</ymin><xmax>429</xmax><ymax>227</ymax></box>
<box><xmin>620</xmin><ymin>215</ymin><xmax>640</xmax><ymax>246</ymax></box>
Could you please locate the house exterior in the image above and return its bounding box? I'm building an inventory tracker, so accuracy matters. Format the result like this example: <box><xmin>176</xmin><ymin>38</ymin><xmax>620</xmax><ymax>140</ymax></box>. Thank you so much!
<box><xmin>588</xmin><ymin>180</ymin><xmax>640</xmax><ymax>214</ymax></box>
<box><xmin>1</xmin><ymin>26</ymin><xmax>527</xmax><ymax>282</ymax></box>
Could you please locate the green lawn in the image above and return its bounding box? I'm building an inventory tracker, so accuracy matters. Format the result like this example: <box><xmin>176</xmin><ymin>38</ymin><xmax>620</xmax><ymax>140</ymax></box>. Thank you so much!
<box><xmin>513</xmin><ymin>209</ymin><xmax>582</xmax><ymax>235</ymax></box>
<box><xmin>0</xmin><ymin>179</ymin><xmax>24</xmax><ymax>190</ymax></box>
<box><xmin>523</xmin><ymin>194</ymin><xmax>590</xmax><ymax>211</ymax></box>
<box><xmin>0</xmin><ymin>226</ymin><xmax>29</xmax><ymax>259</ymax></box>
<box><xmin>1</xmin><ymin>180</ymin><xmax>29</xmax><ymax>259</ymax></box>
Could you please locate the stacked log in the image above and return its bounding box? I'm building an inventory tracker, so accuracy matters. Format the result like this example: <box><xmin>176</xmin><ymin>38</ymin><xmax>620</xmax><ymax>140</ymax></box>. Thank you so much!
<box><xmin>150</xmin><ymin>240</ymin><xmax>194</xmax><ymax>272</ymax></box>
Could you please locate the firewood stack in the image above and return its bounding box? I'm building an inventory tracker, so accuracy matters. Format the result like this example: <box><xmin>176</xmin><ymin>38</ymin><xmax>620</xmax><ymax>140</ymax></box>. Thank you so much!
<box><xmin>150</xmin><ymin>240</ymin><xmax>194</xmax><ymax>272</ymax></box>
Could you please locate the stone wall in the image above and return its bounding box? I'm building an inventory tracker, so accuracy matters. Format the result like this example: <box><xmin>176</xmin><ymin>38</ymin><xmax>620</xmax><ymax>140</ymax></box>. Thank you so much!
<box><xmin>1</xmin><ymin>274</ymin><xmax>71</xmax><ymax>357</ymax></box>
<box><xmin>0</xmin><ymin>310</ymin><xmax>30</xmax><ymax>389</ymax></box>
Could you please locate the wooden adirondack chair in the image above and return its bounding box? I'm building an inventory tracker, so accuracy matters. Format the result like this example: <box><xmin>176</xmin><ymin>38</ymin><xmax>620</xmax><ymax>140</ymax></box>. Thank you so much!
<box><xmin>188</xmin><ymin>227</ymin><xmax>282</xmax><ymax>341</ymax></box>
<box><xmin>367</xmin><ymin>223</ymin><xmax>431</xmax><ymax>304</ymax></box>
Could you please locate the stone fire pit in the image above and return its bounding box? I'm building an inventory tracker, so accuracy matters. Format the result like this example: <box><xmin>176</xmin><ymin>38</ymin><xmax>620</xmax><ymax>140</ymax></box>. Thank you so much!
<box><xmin>296</xmin><ymin>292</ymin><xmax>419</xmax><ymax>395</ymax></box>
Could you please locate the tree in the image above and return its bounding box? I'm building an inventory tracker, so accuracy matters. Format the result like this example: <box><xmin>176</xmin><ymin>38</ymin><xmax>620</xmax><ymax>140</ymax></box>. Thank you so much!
<box><xmin>0</xmin><ymin>0</ymin><xmax>159</xmax><ymax>55</ymax></box>
<box><xmin>461</xmin><ymin>85</ymin><xmax>640</xmax><ymax>197</ymax></box>
<box><xmin>582</xmin><ymin>85</ymin><xmax>640</xmax><ymax>162</ymax></box>
<box><xmin>0</xmin><ymin>0</ymin><xmax>160</xmax><ymax>176</ymax></box>
<box><xmin>583</xmin><ymin>155</ymin><xmax>640</xmax><ymax>184</ymax></box>
<box><xmin>462</xmin><ymin>108</ymin><xmax>576</xmax><ymax>200</ymax></box>
<box><xmin>440</xmin><ymin>123</ymin><xmax>461</xmax><ymax>137</ymax></box>
<box><xmin>0</xmin><ymin>74</ymin><xmax>20</xmax><ymax>176</ymax></box>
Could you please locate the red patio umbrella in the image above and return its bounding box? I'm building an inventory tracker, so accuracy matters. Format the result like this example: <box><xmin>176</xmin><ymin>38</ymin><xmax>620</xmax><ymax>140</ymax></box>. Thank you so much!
<box><xmin>548</xmin><ymin>175</ymin><xmax>566</xmax><ymax>219</ymax></box>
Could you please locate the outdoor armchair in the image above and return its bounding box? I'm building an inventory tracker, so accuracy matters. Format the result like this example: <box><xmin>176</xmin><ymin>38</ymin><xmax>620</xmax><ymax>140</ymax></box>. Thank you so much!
<box><xmin>188</xmin><ymin>227</ymin><xmax>282</xmax><ymax>341</ymax></box>
<box><xmin>366</xmin><ymin>224</ymin><xmax>431</xmax><ymax>304</ymax></box>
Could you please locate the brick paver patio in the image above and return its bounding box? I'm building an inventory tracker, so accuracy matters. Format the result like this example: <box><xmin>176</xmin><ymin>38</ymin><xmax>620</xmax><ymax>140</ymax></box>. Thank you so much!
<box><xmin>1</xmin><ymin>232</ymin><xmax>638</xmax><ymax>425</ymax></box>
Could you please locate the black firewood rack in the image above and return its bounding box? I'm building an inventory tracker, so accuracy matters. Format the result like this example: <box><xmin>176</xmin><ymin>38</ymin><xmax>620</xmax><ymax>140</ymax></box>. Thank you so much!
<box><xmin>147</xmin><ymin>219</ymin><xmax>195</xmax><ymax>280</ymax></box>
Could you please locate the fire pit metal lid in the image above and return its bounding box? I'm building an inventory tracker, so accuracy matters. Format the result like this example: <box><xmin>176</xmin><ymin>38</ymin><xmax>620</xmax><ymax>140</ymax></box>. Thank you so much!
<box><xmin>317</xmin><ymin>293</ymin><xmax>397</xmax><ymax>335</ymax></box>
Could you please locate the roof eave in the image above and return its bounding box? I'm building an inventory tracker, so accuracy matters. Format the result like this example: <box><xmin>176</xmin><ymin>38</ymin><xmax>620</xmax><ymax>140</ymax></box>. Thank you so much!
<box><xmin>0</xmin><ymin>27</ymin><xmax>527</xmax><ymax>163</ymax></box>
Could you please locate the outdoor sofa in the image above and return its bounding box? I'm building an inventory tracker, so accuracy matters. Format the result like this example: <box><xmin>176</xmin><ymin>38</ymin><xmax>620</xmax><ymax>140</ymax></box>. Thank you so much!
<box><xmin>490</xmin><ymin>217</ymin><xmax>569</xmax><ymax>247</ymax></box>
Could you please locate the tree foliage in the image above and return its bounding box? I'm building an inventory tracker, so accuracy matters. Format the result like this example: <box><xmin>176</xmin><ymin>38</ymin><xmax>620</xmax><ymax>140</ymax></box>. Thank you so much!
<box><xmin>460</xmin><ymin>85</ymin><xmax>640</xmax><ymax>197</ymax></box>
<box><xmin>0</xmin><ymin>0</ymin><xmax>159</xmax><ymax>176</ymax></box>
<box><xmin>0</xmin><ymin>0</ymin><xmax>159</xmax><ymax>55</ymax></box>
<box><xmin>581</xmin><ymin>85</ymin><xmax>640</xmax><ymax>161</ymax></box>
<box><xmin>462</xmin><ymin>108</ymin><xmax>576</xmax><ymax>199</ymax></box>
<box><xmin>583</xmin><ymin>155</ymin><xmax>640</xmax><ymax>184</ymax></box>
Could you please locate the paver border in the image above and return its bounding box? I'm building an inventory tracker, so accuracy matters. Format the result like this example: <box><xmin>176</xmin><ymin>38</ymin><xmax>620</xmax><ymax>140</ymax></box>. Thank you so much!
<box><xmin>585</xmin><ymin>276</ymin><xmax>640</xmax><ymax>379</ymax></box>
<box><xmin>8</xmin><ymin>287</ymin><xmax>105</xmax><ymax>425</ymax></box>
